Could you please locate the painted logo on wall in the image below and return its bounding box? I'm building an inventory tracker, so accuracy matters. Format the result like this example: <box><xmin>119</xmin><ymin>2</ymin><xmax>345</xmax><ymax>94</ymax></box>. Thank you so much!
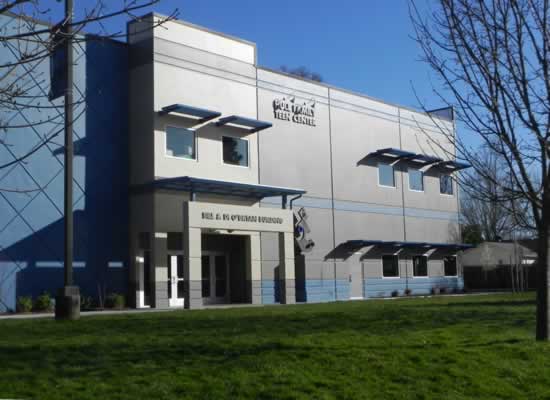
<box><xmin>272</xmin><ymin>96</ymin><xmax>316</xmax><ymax>127</ymax></box>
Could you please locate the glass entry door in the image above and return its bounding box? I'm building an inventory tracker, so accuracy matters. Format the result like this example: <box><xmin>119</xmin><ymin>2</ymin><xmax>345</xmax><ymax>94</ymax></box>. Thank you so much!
<box><xmin>168</xmin><ymin>255</ymin><xmax>184</xmax><ymax>307</ymax></box>
<box><xmin>201</xmin><ymin>252</ymin><xmax>229</xmax><ymax>305</ymax></box>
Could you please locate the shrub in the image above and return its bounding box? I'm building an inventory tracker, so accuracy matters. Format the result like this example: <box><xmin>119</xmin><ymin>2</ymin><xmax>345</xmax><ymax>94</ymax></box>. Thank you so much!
<box><xmin>16</xmin><ymin>296</ymin><xmax>33</xmax><ymax>313</ymax></box>
<box><xmin>105</xmin><ymin>293</ymin><xmax>125</xmax><ymax>309</ymax></box>
<box><xmin>391</xmin><ymin>290</ymin><xmax>399</xmax><ymax>297</ymax></box>
<box><xmin>439</xmin><ymin>287</ymin><xmax>447</xmax><ymax>295</ymax></box>
<box><xmin>404</xmin><ymin>288</ymin><xmax>412</xmax><ymax>296</ymax></box>
<box><xmin>34</xmin><ymin>292</ymin><xmax>53</xmax><ymax>312</ymax></box>
<box><xmin>80</xmin><ymin>296</ymin><xmax>95</xmax><ymax>311</ymax></box>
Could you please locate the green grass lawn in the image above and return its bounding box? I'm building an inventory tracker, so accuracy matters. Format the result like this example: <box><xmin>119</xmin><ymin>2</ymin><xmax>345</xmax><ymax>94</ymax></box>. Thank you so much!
<box><xmin>1</xmin><ymin>293</ymin><xmax>549</xmax><ymax>399</ymax></box>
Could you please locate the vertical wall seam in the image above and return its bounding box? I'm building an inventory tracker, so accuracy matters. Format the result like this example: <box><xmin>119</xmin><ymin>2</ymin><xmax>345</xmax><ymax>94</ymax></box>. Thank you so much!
<box><xmin>327</xmin><ymin>88</ymin><xmax>338</xmax><ymax>300</ymax></box>
<box><xmin>254</xmin><ymin>65</ymin><xmax>264</xmax><ymax>300</ymax></box>
<box><xmin>398</xmin><ymin>108</ymin><xmax>409</xmax><ymax>289</ymax></box>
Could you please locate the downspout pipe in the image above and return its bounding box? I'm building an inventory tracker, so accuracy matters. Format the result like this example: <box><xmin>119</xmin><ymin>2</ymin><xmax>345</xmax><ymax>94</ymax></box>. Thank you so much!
<box><xmin>289</xmin><ymin>194</ymin><xmax>302</xmax><ymax>210</ymax></box>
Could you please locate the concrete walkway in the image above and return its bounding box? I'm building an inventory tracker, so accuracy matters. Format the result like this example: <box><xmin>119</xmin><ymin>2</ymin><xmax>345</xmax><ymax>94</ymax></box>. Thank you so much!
<box><xmin>0</xmin><ymin>302</ymin><xmax>268</xmax><ymax>320</ymax></box>
<box><xmin>0</xmin><ymin>307</ymin><xmax>177</xmax><ymax>320</ymax></box>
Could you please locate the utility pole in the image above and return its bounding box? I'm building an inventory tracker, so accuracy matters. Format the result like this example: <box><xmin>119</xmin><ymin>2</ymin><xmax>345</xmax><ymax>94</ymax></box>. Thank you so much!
<box><xmin>55</xmin><ymin>0</ymin><xmax>80</xmax><ymax>320</ymax></box>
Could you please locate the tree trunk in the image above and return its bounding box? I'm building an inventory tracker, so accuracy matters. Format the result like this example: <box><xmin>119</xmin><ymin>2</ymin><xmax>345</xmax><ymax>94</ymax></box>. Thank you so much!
<box><xmin>536</xmin><ymin>213</ymin><xmax>550</xmax><ymax>340</ymax></box>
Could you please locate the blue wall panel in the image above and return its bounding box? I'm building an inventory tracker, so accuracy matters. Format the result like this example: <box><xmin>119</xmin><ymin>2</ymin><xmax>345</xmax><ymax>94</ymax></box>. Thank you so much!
<box><xmin>261</xmin><ymin>280</ymin><xmax>280</xmax><ymax>304</ymax></box>
<box><xmin>364</xmin><ymin>277</ymin><xmax>464</xmax><ymax>298</ymax></box>
<box><xmin>266</xmin><ymin>277</ymin><xmax>463</xmax><ymax>304</ymax></box>
<box><xmin>0</xmin><ymin>14</ymin><xmax>129</xmax><ymax>311</ymax></box>
<box><xmin>300</xmin><ymin>279</ymin><xmax>350</xmax><ymax>303</ymax></box>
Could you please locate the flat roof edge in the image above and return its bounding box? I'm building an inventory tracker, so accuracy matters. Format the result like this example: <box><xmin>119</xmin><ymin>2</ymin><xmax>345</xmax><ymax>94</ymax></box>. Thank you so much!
<box><xmin>5</xmin><ymin>11</ymin><xmax>127</xmax><ymax>46</ymax></box>
<box><xmin>132</xmin><ymin>12</ymin><xmax>258</xmax><ymax>50</ymax></box>
<box><xmin>258</xmin><ymin>66</ymin><xmax>452</xmax><ymax>121</ymax></box>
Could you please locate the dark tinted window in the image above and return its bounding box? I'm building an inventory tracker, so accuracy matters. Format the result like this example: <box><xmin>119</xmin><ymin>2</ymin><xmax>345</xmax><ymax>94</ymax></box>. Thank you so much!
<box><xmin>413</xmin><ymin>256</ymin><xmax>428</xmax><ymax>276</ymax></box>
<box><xmin>223</xmin><ymin>136</ymin><xmax>248</xmax><ymax>167</ymax></box>
<box><xmin>440</xmin><ymin>174</ymin><xmax>453</xmax><ymax>195</ymax></box>
<box><xmin>382</xmin><ymin>255</ymin><xmax>399</xmax><ymax>277</ymax></box>
<box><xmin>444</xmin><ymin>256</ymin><xmax>457</xmax><ymax>276</ymax></box>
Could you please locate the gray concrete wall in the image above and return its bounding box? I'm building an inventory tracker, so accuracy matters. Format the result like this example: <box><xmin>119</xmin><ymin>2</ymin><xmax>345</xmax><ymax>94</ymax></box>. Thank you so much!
<box><xmin>127</xmin><ymin>15</ymin><xmax>464</xmax><ymax>305</ymax></box>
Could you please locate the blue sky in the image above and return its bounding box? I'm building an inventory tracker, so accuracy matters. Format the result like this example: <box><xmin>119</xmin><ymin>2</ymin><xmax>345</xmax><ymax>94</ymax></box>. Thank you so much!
<box><xmin>31</xmin><ymin>0</ymin><xmax>439</xmax><ymax>111</ymax></box>
<box><xmin>151</xmin><ymin>0</ymin><xmax>437</xmax><ymax>110</ymax></box>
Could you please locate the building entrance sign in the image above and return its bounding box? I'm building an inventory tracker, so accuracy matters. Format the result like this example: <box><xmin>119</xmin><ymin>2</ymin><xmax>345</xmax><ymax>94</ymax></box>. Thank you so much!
<box><xmin>186</xmin><ymin>202</ymin><xmax>293</xmax><ymax>233</ymax></box>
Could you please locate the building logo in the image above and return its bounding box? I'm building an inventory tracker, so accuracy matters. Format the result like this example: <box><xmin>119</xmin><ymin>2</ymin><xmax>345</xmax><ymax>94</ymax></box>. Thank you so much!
<box><xmin>273</xmin><ymin>96</ymin><xmax>316</xmax><ymax>127</ymax></box>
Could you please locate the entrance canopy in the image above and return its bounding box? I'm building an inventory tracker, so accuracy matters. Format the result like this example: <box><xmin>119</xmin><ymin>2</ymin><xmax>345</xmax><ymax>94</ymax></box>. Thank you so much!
<box><xmin>135</xmin><ymin>176</ymin><xmax>305</xmax><ymax>200</ymax></box>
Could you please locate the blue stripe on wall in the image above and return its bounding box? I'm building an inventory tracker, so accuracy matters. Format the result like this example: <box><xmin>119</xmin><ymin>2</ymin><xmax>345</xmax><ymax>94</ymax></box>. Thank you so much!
<box><xmin>264</xmin><ymin>277</ymin><xmax>463</xmax><ymax>304</ymax></box>
<box><xmin>263</xmin><ymin>279</ymin><xmax>350</xmax><ymax>304</ymax></box>
<box><xmin>364</xmin><ymin>277</ymin><xmax>464</xmax><ymax>298</ymax></box>
<box><xmin>303</xmin><ymin>280</ymin><xmax>350</xmax><ymax>303</ymax></box>
<box><xmin>261</xmin><ymin>280</ymin><xmax>280</xmax><ymax>305</ymax></box>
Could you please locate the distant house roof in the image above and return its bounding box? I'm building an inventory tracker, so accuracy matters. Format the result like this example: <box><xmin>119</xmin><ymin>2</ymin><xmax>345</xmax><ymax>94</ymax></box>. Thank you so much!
<box><xmin>461</xmin><ymin>241</ymin><xmax>537</xmax><ymax>269</ymax></box>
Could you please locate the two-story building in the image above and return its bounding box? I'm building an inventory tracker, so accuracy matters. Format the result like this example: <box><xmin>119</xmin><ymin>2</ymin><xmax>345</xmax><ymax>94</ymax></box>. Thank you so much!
<box><xmin>0</xmin><ymin>13</ymin><xmax>470</xmax><ymax>311</ymax></box>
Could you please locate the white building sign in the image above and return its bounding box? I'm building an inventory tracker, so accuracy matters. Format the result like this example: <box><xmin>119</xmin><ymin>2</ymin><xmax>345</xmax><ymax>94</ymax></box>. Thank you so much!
<box><xmin>273</xmin><ymin>96</ymin><xmax>316</xmax><ymax>127</ymax></box>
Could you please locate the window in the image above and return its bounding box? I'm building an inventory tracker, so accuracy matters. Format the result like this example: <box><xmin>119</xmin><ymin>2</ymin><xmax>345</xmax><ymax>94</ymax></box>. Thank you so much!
<box><xmin>444</xmin><ymin>256</ymin><xmax>457</xmax><ymax>276</ymax></box>
<box><xmin>378</xmin><ymin>163</ymin><xmax>395</xmax><ymax>187</ymax></box>
<box><xmin>440</xmin><ymin>174</ymin><xmax>453</xmax><ymax>195</ymax></box>
<box><xmin>166</xmin><ymin>126</ymin><xmax>196</xmax><ymax>159</ymax></box>
<box><xmin>413</xmin><ymin>256</ymin><xmax>428</xmax><ymax>277</ymax></box>
<box><xmin>409</xmin><ymin>168</ymin><xmax>424</xmax><ymax>191</ymax></box>
<box><xmin>382</xmin><ymin>255</ymin><xmax>399</xmax><ymax>277</ymax></box>
<box><xmin>222</xmin><ymin>136</ymin><xmax>249</xmax><ymax>167</ymax></box>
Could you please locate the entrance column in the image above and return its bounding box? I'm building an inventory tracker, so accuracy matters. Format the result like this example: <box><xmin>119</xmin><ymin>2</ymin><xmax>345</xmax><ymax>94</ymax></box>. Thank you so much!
<box><xmin>153</xmin><ymin>232</ymin><xmax>169</xmax><ymax>308</ymax></box>
<box><xmin>183</xmin><ymin>226</ymin><xmax>203</xmax><ymax>309</ymax></box>
<box><xmin>249</xmin><ymin>233</ymin><xmax>262</xmax><ymax>304</ymax></box>
<box><xmin>279</xmin><ymin>231</ymin><xmax>296</xmax><ymax>304</ymax></box>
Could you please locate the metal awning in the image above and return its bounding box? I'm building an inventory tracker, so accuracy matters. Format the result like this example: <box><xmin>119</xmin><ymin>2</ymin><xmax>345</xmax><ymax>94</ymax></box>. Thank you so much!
<box><xmin>158</xmin><ymin>104</ymin><xmax>221</xmax><ymax>123</ymax></box>
<box><xmin>437</xmin><ymin>160</ymin><xmax>471</xmax><ymax>171</ymax></box>
<box><xmin>346</xmin><ymin>240</ymin><xmax>473</xmax><ymax>251</ymax></box>
<box><xmin>134</xmin><ymin>176</ymin><xmax>305</xmax><ymax>199</ymax></box>
<box><xmin>216</xmin><ymin>115</ymin><xmax>272</xmax><ymax>133</ymax></box>
<box><xmin>365</xmin><ymin>148</ymin><xmax>470</xmax><ymax>170</ymax></box>
<box><xmin>408</xmin><ymin>154</ymin><xmax>443</xmax><ymax>165</ymax></box>
<box><xmin>367</xmin><ymin>148</ymin><xmax>417</xmax><ymax>159</ymax></box>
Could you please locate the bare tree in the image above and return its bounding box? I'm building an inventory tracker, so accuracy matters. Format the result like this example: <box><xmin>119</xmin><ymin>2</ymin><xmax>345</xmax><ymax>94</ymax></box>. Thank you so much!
<box><xmin>461</xmin><ymin>147</ymin><xmax>532</xmax><ymax>241</ymax></box>
<box><xmin>410</xmin><ymin>0</ymin><xmax>550</xmax><ymax>340</ymax></box>
<box><xmin>0</xmin><ymin>1</ymin><xmax>177</xmax><ymax>191</ymax></box>
<box><xmin>280</xmin><ymin>65</ymin><xmax>323</xmax><ymax>82</ymax></box>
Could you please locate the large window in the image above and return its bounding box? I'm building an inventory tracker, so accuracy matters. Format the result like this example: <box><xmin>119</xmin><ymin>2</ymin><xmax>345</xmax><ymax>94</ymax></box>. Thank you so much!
<box><xmin>440</xmin><ymin>174</ymin><xmax>453</xmax><ymax>195</ymax></box>
<box><xmin>222</xmin><ymin>136</ymin><xmax>249</xmax><ymax>167</ymax></box>
<box><xmin>166</xmin><ymin>126</ymin><xmax>196</xmax><ymax>159</ymax></box>
<box><xmin>409</xmin><ymin>168</ymin><xmax>424</xmax><ymax>191</ymax></box>
<box><xmin>413</xmin><ymin>255</ymin><xmax>428</xmax><ymax>277</ymax></box>
<box><xmin>444</xmin><ymin>256</ymin><xmax>457</xmax><ymax>276</ymax></box>
<box><xmin>382</xmin><ymin>255</ymin><xmax>399</xmax><ymax>277</ymax></box>
<box><xmin>378</xmin><ymin>163</ymin><xmax>395</xmax><ymax>187</ymax></box>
